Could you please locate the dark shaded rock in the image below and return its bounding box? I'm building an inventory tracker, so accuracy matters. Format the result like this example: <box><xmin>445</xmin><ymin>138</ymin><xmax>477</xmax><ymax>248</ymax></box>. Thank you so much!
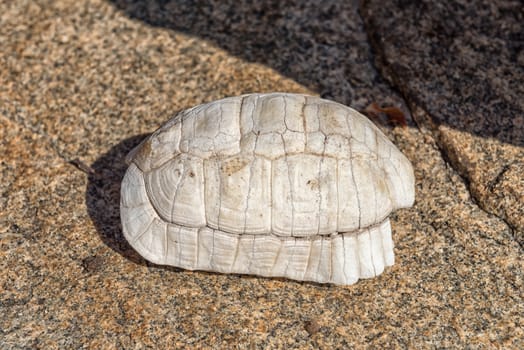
<box><xmin>361</xmin><ymin>0</ymin><xmax>524</xmax><ymax>242</ymax></box>
<box><xmin>109</xmin><ymin>0</ymin><xmax>406</xmax><ymax>110</ymax></box>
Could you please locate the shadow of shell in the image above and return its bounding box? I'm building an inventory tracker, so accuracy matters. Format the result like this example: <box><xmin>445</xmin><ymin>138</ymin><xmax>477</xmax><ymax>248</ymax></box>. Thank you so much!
<box><xmin>86</xmin><ymin>134</ymin><xmax>151</xmax><ymax>266</ymax></box>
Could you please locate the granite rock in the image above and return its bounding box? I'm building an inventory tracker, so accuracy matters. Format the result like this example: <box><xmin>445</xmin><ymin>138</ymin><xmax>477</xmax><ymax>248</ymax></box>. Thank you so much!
<box><xmin>1</xmin><ymin>0</ymin><xmax>522</xmax><ymax>348</ymax></box>
<box><xmin>110</xmin><ymin>0</ymin><xmax>406</xmax><ymax>110</ymax></box>
<box><xmin>361</xmin><ymin>0</ymin><xmax>524</xmax><ymax>244</ymax></box>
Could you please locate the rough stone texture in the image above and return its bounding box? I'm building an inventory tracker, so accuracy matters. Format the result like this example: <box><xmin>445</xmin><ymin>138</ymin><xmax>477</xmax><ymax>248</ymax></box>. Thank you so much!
<box><xmin>361</xmin><ymin>0</ymin><xmax>524</xmax><ymax>245</ymax></box>
<box><xmin>1</xmin><ymin>0</ymin><xmax>522</xmax><ymax>348</ymax></box>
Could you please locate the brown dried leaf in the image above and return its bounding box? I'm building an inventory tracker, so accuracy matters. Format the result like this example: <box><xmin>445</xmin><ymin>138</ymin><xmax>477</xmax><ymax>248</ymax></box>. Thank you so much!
<box><xmin>364</xmin><ymin>102</ymin><xmax>408</xmax><ymax>127</ymax></box>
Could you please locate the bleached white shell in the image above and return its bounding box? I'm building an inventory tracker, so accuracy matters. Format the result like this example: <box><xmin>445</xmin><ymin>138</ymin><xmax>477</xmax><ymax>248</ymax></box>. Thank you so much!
<box><xmin>120</xmin><ymin>93</ymin><xmax>415</xmax><ymax>285</ymax></box>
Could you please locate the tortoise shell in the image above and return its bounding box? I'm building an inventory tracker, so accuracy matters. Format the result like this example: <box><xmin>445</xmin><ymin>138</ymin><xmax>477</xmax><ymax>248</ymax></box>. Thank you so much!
<box><xmin>120</xmin><ymin>93</ymin><xmax>414</xmax><ymax>285</ymax></box>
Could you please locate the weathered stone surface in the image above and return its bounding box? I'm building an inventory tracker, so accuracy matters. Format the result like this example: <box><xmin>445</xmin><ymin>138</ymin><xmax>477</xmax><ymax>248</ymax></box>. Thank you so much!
<box><xmin>361</xmin><ymin>0</ymin><xmax>524</xmax><ymax>244</ymax></box>
<box><xmin>110</xmin><ymin>0</ymin><xmax>407</xmax><ymax>111</ymax></box>
<box><xmin>1</xmin><ymin>0</ymin><xmax>522</xmax><ymax>348</ymax></box>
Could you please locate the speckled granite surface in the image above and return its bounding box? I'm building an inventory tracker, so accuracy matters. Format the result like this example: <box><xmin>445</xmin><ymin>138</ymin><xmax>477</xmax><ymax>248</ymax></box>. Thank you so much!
<box><xmin>1</xmin><ymin>0</ymin><xmax>522</xmax><ymax>348</ymax></box>
<box><xmin>361</xmin><ymin>0</ymin><xmax>524</xmax><ymax>244</ymax></box>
